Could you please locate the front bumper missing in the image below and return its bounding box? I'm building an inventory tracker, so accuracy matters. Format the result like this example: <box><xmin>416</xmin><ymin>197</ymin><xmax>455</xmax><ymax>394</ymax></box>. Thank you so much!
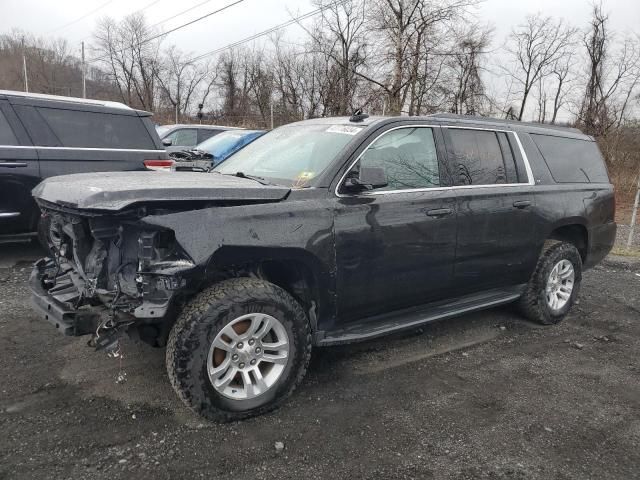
<box><xmin>29</xmin><ymin>258</ymin><xmax>105</xmax><ymax>337</ymax></box>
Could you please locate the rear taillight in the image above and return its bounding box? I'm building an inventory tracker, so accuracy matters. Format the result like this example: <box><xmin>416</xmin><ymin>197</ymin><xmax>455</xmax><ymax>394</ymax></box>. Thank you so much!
<box><xmin>144</xmin><ymin>159</ymin><xmax>174</xmax><ymax>171</ymax></box>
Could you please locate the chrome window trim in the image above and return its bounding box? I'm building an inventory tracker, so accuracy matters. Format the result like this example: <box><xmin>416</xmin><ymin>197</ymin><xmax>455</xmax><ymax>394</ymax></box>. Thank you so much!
<box><xmin>335</xmin><ymin>124</ymin><xmax>535</xmax><ymax>198</ymax></box>
<box><xmin>0</xmin><ymin>146</ymin><xmax>164</xmax><ymax>153</ymax></box>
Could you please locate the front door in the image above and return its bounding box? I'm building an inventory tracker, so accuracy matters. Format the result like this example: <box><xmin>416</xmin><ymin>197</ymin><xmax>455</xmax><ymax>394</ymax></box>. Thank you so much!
<box><xmin>334</xmin><ymin>125</ymin><xmax>458</xmax><ymax>322</ymax></box>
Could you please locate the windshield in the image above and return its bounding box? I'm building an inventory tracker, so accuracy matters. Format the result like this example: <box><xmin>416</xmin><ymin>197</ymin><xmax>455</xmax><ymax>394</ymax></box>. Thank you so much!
<box><xmin>214</xmin><ymin>124</ymin><xmax>363</xmax><ymax>185</ymax></box>
<box><xmin>198</xmin><ymin>130</ymin><xmax>262</xmax><ymax>162</ymax></box>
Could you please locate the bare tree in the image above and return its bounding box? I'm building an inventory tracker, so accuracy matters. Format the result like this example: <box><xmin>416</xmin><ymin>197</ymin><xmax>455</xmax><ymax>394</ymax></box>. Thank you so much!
<box><xmin>548</xmin><ymin>51</ymin><xmax>576</xmax><ymax>123</ymax></box>
<box><xmin>578</xmin><ymin>5</ymin><xmax>640</xmax><ymax>136</ymax></box>
<box><xmin>302</xmin><ymin>0</ymin><xmax>368</xmax><ymax>115</ymax></box>
<box><xmin>447</xmin><ymin>24</ymin><xmax>493</xmax><ymax>115</ymax></box>
<box><xmin>155</xmin><ymin>46</ymin><xmax>211</xmax><ymax>120</ymax></box>
<box><xmin>93</xmin><ymin>13</ymin><xmax>161</xmax><ymax>110</ymax></box>
<box><xmin>504</xmin><ymin>14</ymin><xmax>577</xmax><ymax>121</ymax></box>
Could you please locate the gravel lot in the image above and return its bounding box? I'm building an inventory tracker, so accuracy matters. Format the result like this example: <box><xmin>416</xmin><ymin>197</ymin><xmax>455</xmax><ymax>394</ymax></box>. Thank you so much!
<box><xmin>1</xmin><ymin>243</ymin><xmax>639</xmax><ymax>480</ymax></box>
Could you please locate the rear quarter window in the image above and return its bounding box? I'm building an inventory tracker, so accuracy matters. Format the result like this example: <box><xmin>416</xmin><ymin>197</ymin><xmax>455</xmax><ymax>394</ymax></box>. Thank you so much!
<box><xmin>37</xmin><ymin>107</ymin><xmax>155</xmax><ymax>150</ymax></box>
<box><xmin>531</xmin><ymin>134</ymin><xmax>609</xmax><ymax>183</ymax></box>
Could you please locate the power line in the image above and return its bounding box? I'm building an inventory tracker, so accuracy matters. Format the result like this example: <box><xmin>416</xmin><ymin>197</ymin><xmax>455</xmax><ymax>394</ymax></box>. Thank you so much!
<box><xmin>151</xmin><ymin>0</ymin><xmax>215</xmax><ymax>28</ymax></box>
<box><xmin>47</xmin><ymin>0</ymin><xmax>115</xmax><ymax>34</ymax></box>
<box><xmin>77</xmin><ymin>0</ymin><xmax>166</xmax><ymax>43</ymax></box>
<box><xmin>188</xmin><ymin>0</ymin><xmax>349</xmax><ymax>63</ymax></box>
<box><xmin>87</xmin><ymin>0</ymin><xmax>246</xmax><ymax>64</ymax></box>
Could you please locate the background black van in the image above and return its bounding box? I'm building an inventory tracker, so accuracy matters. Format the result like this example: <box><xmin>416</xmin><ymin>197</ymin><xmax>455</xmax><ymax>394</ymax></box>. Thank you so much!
<box><xmin>0</xmin><ymin>90</ymin><xmax>167</xmax><ymax>240</ymax></box>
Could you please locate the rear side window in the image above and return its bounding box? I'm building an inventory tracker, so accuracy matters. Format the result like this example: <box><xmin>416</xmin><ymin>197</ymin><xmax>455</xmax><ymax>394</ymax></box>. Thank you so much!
<box><xmin>0</xmin><ymin>109</ymin><xmax>18</xmax><ymax>145</ymax></box>
<box><xmin>447</xmin><ymin>129</ymin><xmax>507</xmax><ymax>185</ymax></box>
<box><xmin>531</xmin><ymin>134</ymin><xmax>609</xmax><ymax>183</ymax></box>
<box><xmin>37</xmin><ymin>107</ymin><xmax>155</xmax><ymax>149</ymax></box>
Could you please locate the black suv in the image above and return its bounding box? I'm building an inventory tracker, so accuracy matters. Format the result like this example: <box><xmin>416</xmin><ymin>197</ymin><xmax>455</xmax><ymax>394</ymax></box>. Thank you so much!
<box><xmin>0</xmin><ymin>90</ymin><xmax>167</xmax><ymax>241</ymax></box>
<box><xmin>29</xmin><ymin>114</ymin><xmax>616</xmax><ymax>421</ymax></box>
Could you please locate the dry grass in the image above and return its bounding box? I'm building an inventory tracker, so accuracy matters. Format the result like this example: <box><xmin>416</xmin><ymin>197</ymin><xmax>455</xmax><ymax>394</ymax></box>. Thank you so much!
<box><xmin>611</xmin><ymin>246</ymin><xmax>640</xmax><ymax>258</ymax></box>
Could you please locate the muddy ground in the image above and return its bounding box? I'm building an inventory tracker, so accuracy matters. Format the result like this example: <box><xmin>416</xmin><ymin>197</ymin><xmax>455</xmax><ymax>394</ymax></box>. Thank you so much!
<box><xmin>0</xmin><ymin>242</ymin><xmax>639</xmax><ymax>480</ymax></box>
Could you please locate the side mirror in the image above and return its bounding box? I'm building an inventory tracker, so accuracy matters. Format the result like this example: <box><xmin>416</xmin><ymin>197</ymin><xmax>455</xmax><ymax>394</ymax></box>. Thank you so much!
<box><xmin>162</xmin><ymin>138</ymin><xmax>173</xmax><ymax>147</ymax></box>
<box><xmin>344</xmin><ymin>166</ymin><xmax>388</xmax><ymax>191</ymax></box>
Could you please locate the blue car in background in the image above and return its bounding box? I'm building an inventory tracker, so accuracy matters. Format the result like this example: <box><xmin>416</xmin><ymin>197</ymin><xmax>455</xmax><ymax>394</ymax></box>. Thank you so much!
<box><xmin>170</xmin><ymin>129</ymin><xmax>266</xmax><ymax>171</ymax></box>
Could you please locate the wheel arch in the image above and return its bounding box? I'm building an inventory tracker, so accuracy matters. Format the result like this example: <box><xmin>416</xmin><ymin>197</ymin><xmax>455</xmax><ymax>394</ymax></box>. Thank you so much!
<box><xmin>547</xmin><ymin>220</ymin><xmax>589</xmax><ymax>262</ymax></box>
<box><xmin>205</xmin><ymin>246</ymin><xmax>336</xmax><ymax>332</ymax></box>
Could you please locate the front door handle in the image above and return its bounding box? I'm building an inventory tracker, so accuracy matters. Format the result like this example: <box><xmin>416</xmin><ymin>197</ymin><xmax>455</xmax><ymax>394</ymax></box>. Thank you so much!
<box><xmin>426</xmin><ymin>208</ymin><xmax>453</xmax><ymax>218</ymax></box>
<box><xmin>0</xmin><ymin>162</ymin><xmax>28</xmax><ymax>168</ymax></box>
<box><xmin>513</xmin><ymin>200</ymin><xmax>532</xmax><ymax>209</ymax></box>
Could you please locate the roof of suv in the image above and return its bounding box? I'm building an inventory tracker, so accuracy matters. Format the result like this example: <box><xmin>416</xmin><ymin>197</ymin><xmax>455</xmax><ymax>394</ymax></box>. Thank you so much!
<box><xmin>0</xmin><ymin>89</ymin><xmax>133</xmax><ymax>111</ymax></box>
<box><xmin>159</xmin><ymin>124</ymin><xmax>243</xmax><ymax>131</ymax></box>
<box><xmin>286</xmin><ymin>113</ymin><xmax>591</xmax><ymax>140</ymax></box>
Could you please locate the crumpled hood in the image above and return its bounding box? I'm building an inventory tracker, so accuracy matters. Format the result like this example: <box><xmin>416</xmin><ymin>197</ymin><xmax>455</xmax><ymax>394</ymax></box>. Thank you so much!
<box><xmin>32</xmin><ymin>171</ymin><xmax>291</xmax><ymax>211</ymax></box>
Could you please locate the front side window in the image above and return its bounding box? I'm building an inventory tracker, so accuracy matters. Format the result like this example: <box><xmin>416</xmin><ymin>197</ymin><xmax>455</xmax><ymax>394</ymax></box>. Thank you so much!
<box><xmin>165</xmin><ymin>128</ymin><xmax>198</xmax><ymax>147</ymax></box>
<box><xmin>357</xmin><ymin>127</ymin><xmax>440</xmax><ymax>191</ymax></box>
<box><xmin>447</xmin><ymin>129</ymin><xmax>507</xmax><ymax>186</ymax></box>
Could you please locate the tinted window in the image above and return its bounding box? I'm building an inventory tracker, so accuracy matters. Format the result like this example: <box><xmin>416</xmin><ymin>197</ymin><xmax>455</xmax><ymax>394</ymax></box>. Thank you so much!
<box><xmin>0</xmin><ymin>109</ymin><xmax>18</xmax><ymax>145</ymax></box>
<box><xmin>531</xmin><ymin>134</ymin><xmax>609</xmax><ymax>183</ymax></box>
<box><xmin>165</xmin><ymin>128</ymin><xmax>198</xmax><ymax>147</ymax></box>
<box><xmin>448</xmin><ymin>129</ymin><xmax>507</xmax><ymax>185</ymax></box>
<box><xmin>359</xmin><ymin>127</ymin><xmax>440</xmax><ymax>190</ymax></box>
<box><xmin>198</xmin><ymin>129</ymin><xmax>220</xmax><ymax>143</ymax></box>
<box><xmin>37</xmin><ymin>108</ymin><xmax>154</xmax><ymax>149</ymax></box>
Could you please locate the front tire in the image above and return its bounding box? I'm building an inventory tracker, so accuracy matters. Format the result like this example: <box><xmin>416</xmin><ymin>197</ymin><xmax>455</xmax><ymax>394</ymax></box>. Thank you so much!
<box><xmin>166</xmin><ymin>278</ymin><xmax>312</xmax><ymax>422</ymax></box>
<box><xmin>519</xmin><ymin>241</ymin><xmax>582</xmax><ymax>325</ymax></box>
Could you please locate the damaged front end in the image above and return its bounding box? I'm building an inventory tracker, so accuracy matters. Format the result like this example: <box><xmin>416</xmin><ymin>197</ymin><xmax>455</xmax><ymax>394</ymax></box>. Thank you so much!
<box><xmin>29</xmin><ymin>202</ymin><xmax>197</xmax><ymax>350</ymax></box>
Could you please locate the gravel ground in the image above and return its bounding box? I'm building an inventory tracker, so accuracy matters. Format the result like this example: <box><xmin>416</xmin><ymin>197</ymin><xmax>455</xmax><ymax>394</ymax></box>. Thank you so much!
<box><xmin>615</xmin><ymin>223</ymin><xmax>640</xmax><ymax>249</ymax></box>
<box><xmin>1</xmin><ymin>243</ymin><xmax>639</xmax><ymax>480</ymax></box>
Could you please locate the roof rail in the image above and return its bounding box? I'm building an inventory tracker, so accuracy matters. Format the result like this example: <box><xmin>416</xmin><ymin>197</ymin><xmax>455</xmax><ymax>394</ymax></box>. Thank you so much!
<box><xmin>0</xmin><ymin>90</ymin><xmax>133</xmax><ymax>110</ymax></box>
<box><xmin>427</xmin><ymin>113</ymin><xmax>582</xmax><ymax>134</ymax></box>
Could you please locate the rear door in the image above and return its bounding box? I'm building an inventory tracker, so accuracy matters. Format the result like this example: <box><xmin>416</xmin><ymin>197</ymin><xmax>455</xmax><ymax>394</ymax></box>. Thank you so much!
<box><xmin>443</xmin><ymin>126</ymin><xmax>539</xmax><ymax>294</ymax></box>
<box><xmin>0</xmin><ymin>100</ymin><xmax>40</xmax><ymax>234</ymax></box>
<box><xmin>334</xmin><ymin>125</ymin><xmax>458</xmax><ymax>322</ymax></box>
<box><xmin>9</xmin><ymin>99</ymin><xmax>164</xmax><ymax>179</ymax></box>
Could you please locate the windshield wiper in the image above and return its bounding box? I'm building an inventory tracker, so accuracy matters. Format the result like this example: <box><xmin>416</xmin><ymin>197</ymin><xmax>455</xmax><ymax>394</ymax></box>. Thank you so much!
<box><xmin>226</xmin><ymin>171</ymin><xmax>273</xmax><ymax>186</ymax></box>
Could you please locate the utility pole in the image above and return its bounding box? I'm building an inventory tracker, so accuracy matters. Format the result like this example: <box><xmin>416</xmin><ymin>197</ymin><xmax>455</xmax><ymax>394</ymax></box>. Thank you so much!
<box><xmin>270</xmin><ymin>100</ymin><xmax>274</xmax><ymax>130</ymax></box>
<box><xmin>21</xmin><ymin>37</ymin><xmax>29</xmax><ymax>93</ymax></box>
<box><xmin>627</xmin><ymin>172</ymin><xmax>640</xmax><ymax>248</ymax></box>
<box><xmin>81</xmin><ymin>41</ymin><xmax>86</xmax><ymax>98</ymax></box>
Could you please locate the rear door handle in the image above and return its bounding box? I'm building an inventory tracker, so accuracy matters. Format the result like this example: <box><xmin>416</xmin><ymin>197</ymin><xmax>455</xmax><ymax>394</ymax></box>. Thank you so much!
<box><xmin>0</xmin><ymin>162</ymin><xmax>28</xmax><ymax>168</ymax></box>
<box><xmin>426</xmin><ymin>208</ymin><xmax>453</xmax><ymax>218</ymax></box>
<box><xmin>513</xmin><ymin>200</ymin><xmax>532</xmax><ymax>209</ymax></box>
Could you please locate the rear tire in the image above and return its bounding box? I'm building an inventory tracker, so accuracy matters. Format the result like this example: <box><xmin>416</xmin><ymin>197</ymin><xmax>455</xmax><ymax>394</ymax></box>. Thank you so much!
<box><xmin>519</xmin><ymin>241</ymin><xmax>582</xmax><ymax>325</ymax></box>
<box><xmin>166</xmin><ymin>277</ymin><xmax>312</xmax><ymax>422</ymax></box>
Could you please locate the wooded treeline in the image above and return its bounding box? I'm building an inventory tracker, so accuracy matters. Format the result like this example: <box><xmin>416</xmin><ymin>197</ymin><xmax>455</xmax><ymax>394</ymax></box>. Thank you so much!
<box><xmin>1</xmin><ymin>1</ymin><xmax>639</xmax><ymax>205</ymax></box>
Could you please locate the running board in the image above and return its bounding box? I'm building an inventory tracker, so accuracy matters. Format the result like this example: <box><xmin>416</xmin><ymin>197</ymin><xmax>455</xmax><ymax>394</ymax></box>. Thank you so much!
<box><xmin>317</xmin><ymin>285</ymin><xmax>525</xmax><ymax>346</ymax></box>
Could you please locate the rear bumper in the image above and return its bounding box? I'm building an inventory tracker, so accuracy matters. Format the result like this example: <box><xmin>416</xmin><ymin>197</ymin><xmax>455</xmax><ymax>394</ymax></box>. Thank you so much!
<box><xmin>29</xmin><ymin>258</ymin><xmax>104</xmax><ymax>337</ymax></box>
<box><xmin>585</xmin><ymin>221</ymin><xmax>617</xmax><ymax>268</ymax></box>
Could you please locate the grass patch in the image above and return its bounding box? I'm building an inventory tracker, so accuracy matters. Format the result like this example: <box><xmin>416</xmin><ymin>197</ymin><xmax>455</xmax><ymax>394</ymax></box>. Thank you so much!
<box><xmin>611</xmin><ymin>246</ymin><xmax>640</xmax><ymax>258</ymax></box>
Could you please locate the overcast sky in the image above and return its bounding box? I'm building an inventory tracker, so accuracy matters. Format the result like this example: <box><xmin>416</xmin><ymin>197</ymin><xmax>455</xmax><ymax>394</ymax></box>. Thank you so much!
<box><xmin>2</xmin><ymin>0</ymin><xmax>639</xmax><ymax>63</ymax></box>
